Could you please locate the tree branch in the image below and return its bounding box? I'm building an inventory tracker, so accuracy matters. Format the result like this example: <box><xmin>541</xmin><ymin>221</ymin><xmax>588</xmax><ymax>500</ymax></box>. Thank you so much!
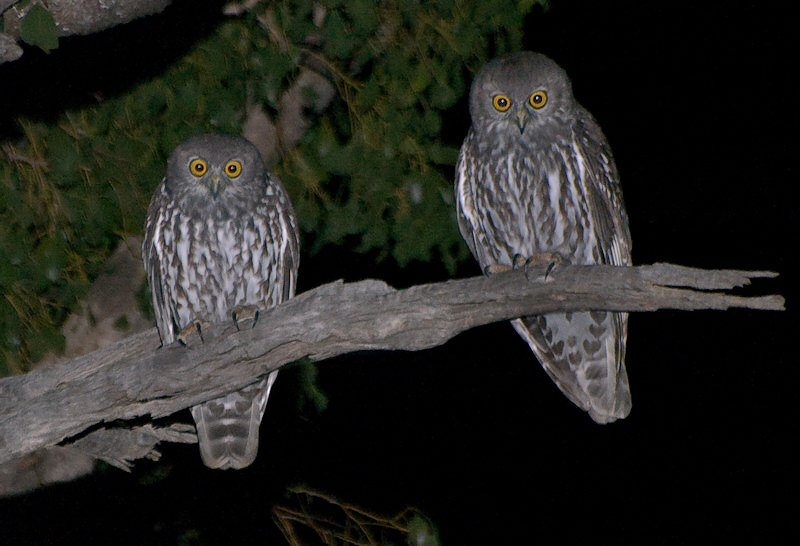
<box><xmin>2</xmin><ymin>0</ymin><xmax>174</xmax><ymax>63</ymax></box>
<box><xmin>0</xmin><ymin>263</ymin><xmax>783</xmax><ymax>466</ymax></box>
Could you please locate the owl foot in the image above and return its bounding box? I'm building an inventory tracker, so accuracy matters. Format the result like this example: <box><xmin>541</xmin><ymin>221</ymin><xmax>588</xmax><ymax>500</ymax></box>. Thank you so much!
<box><xmin>515</xmin><ymin>252</ymin><xmax>564</xmax><ymax>282</ymax></box>
<box><xmin>232</xmin><ymin>305</ymin><xmax>260</xmax><ymax>330</ymax></box>
<box><xmin>177</xmin><ymin>319</ymin><xmax>211</xmax><ymax>346</ymax></box>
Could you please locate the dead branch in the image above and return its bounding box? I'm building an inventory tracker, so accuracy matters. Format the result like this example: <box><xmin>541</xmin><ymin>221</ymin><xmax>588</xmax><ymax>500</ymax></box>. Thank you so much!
<box><xmin>0</xmin><ymin>263</ymin><xmax>783</xmax><ymax>468</ymax></box>
<box><xmin>273</xmin><ymin>486</ymin><xmax>437</xmax><ymax>545</ymax></box>
<box><xmin>2</xmin><ymin>0</ymin><xmax>173</xmax><ymax>63</ymax></box>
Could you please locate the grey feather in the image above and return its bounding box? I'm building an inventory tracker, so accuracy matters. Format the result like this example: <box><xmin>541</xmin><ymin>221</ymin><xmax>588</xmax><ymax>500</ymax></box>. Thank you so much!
<box><xmin>143</xmin><ymin>134</ymin><xmax>299</xmax><ymax>468</ymax></box>
<box><xmin>455</xmin><ymin>52</ymin><xmax>632</xmax><ymax>423</ymax></box>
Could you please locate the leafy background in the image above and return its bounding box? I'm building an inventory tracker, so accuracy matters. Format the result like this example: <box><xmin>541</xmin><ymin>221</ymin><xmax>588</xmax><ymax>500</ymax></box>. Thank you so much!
<box><xmin>1</xmin><ymin>0</ymin><xmax>540</xmax><ymax>374</ymax></box>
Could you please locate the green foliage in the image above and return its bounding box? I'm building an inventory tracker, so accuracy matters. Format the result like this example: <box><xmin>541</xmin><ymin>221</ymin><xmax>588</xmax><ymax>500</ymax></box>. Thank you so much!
<box><xmin>1</xmin><ymin>0</ymin><xmax>543</xmax><ymax>373</ymax></box>
<box><xmin>0</xmin><ymin>23</ymin><xmax>251</xmax><ymax>373</ymax></box>
<box><xmin>20</xmin><ymin>4</ymin><xmax>59</xmax><ymax>53</ymax></box>
<box><xmin>265</xmin><ymin>0</ymin><xmax>533</xmax><ymax>267</ymax></box>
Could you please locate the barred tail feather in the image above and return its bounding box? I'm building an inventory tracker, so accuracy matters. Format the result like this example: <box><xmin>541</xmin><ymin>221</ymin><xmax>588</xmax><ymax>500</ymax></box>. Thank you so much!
<box><xmin>512</xmin><ymin>311</ymin><xmax>631</xmax><ymax>424</ymax></box>
<box><xmin>191</xmin><ymin>372</ymin><xmax>277</xmax><ymax>469</ymax></box>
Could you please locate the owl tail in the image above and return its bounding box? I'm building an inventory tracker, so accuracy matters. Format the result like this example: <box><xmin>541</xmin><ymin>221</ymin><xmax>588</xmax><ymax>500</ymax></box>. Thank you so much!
<box><xmin>190</xmin><ymin>371</ymin><xmax>277</xmax><ymax>469</ymax></box>
<box><xmin>512</xmin><ymin>311</ymin><xmax>632</xmax><ymax>424</ymax></box>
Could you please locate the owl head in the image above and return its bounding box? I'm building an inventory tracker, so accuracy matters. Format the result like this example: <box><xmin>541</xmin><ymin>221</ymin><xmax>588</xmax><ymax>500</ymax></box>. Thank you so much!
<box><xmin>468</xmin><ymin>52</ymin><xmax>578</xmax><ymax>145</ymax></box>
<box><xmin>165</xmin><ymin>134</ymin><xmax>267</xmax><ymax>214</ymax></box>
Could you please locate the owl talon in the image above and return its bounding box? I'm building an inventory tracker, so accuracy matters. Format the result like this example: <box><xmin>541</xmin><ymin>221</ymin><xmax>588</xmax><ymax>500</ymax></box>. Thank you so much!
<box><xmin>232</xmin><ymin>305</ymin><xmax>260</xmax><ymax>330</ymax></box>
<box><xmin>177</xmin><ymin>319</ymin><xmax>210</xmax><ymax>346</ymax></box>
<box><xmin>544</xmin><ymin>260</ymin><xmax>558</xmax><ymax>281</ymax></box>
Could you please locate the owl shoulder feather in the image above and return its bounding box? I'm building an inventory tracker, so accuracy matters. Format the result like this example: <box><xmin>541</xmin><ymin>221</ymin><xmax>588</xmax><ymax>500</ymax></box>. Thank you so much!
<box><xmin>573</xmin><ymin>107</ymin><xmax>632</xmax><ymax>265</ymax></box>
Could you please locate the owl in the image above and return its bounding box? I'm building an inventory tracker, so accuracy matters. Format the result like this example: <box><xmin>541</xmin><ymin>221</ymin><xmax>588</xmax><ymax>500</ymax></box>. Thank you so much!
<box><xmin>455</xmin><ymin>52</ymin><xmax>633</xmax><ymax>424</ymax></box>
<box><xmin>143</xmin><ymin>134</ymin><xmax>300</xmax><ymax>468</ymax></box>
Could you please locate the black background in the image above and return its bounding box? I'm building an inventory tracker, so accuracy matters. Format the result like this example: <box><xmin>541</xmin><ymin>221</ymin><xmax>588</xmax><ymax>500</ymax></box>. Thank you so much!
<box><xmin>1</xmin><ymin>1</ymin><xmax>794</xmax><ymax>544</ymax></box>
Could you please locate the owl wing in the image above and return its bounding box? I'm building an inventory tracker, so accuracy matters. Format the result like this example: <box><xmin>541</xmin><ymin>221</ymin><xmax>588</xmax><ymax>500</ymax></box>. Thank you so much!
<box><xmin>574</xmin><ymin>106</ymin><xmax>632</xmax><ymax>377</ymax></box>
<box><xmin>275</xmin><ymin>179</ymin><xmax>301</xmax><ymax>304</ymax></box>
<box><xmin>142</xmin><ymin>180</ymin><xmax>181</xmax><ymax>346</ymax></box>
<box><xmin>511</xmin><ymin>110</ymin><xmax>632</xmax><ymax>423</ymax></box>
<box><xmin>574</xmin><ymin>108</ymin><xmax>632</xmax><ymax>267</ymax></box>
<box><xmin>455</xmin><ymin>131</ymin><xmax>493</xmax><ymax>269</ymax></box>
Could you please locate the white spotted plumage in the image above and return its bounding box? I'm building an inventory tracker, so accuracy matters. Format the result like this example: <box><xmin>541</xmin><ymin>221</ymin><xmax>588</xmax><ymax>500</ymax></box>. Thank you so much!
<box><xmin>143</xmin><ymin>134</ymin><xmax>299</xmax><ymax>468</ymax></box>
<box><xmin>455</xmin><ymin>52</ymin><xmax>632</xmax><ymax>423</ymax></box>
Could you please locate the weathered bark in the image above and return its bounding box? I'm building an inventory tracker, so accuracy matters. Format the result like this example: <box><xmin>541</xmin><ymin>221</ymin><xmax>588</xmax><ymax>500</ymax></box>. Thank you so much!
<box><xmin>2</xmin><ymin>0</ymin><xmax>173</xmax><ymax>62</ymax></box>
<box><xmin>0</xmin><ymin>263</ymin><xmax>783</xmax><ymax>468</ymax></box>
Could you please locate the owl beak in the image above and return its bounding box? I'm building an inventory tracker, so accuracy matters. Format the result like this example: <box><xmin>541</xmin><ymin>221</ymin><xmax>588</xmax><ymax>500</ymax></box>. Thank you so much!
<box><xmin>209</xmin><ymin>172</ymin><xmax>223</xmax><ymax>199</ymax></box>
<box><xmin>515</xmin><ymin>108</ymin><xmax>530</xmax><ymax>134</ymax></box>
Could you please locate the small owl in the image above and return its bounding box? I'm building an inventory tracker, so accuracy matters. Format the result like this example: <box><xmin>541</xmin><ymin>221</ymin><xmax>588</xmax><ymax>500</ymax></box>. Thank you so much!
<box><xmin>143</xmin><ymin>134</ymin><xmax>299</xmax><ymax>468</ymax></box>
<box><xmin>455</xmin><ymin>52</ymin><xmax>632</xmax><ymax>423</ymax></box>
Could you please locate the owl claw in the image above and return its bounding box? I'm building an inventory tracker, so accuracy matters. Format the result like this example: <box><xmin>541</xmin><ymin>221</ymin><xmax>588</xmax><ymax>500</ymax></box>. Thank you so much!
<box><xmin>232</xmin><ymin>305</ymin><xmax>260</xmax><ymax>330</ymax></box>
<box><xmin>177</xmin><ymin>319</ymin><xmax>210</xmax><ymax>346</ymax></box>
<box><xmin>544</xmin><ymin>261</ymin><xmax>558</xmax><ymax>280</ymax></box>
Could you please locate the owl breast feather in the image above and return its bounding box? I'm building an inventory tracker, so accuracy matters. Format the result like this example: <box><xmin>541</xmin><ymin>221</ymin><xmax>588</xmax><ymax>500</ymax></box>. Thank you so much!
<box><xmin>159</xmin><ymin>208</ymin><xmax>280</xmax><ymax>332</ymax></box>
<box><xmin>468</xmin><ymin>141</ymin><xmax>603</xmax><ymax>267</ymax></box>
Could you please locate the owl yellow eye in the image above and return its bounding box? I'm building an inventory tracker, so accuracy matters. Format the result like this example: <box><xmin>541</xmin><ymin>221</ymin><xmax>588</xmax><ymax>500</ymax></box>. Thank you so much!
<box><xmin>529</xmin><ymin>91</ymin><xmax>547</xmax><ymax>109</ymax></box>
<box><xmin>492</xmin><ymin>95</ymin><xmax>512</xmax><ymax>112</ymax></box>
<box><xmin>189</xmin><ymin>159</ymin><xmax>207</xmax><ymax>177</ymax></box>
<box><xmin>224</xmin><ymin>160</ymin><xmax>242</xmax><ymax>178</ymax></box>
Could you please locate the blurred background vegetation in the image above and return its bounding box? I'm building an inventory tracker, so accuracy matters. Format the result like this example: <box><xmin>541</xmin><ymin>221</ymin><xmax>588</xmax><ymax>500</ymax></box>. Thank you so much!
<box><xmin>0</xmin><ymin>0</ymin><xmax>547</xmax><ymax>375</ymax></box>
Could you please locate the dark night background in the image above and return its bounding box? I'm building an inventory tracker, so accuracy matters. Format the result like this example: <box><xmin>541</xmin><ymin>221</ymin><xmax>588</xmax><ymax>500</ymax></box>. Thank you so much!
<box><xmin>0</xmin><ymin>1</ymin><xmax>794</xmax><ymax>544</ymax></box>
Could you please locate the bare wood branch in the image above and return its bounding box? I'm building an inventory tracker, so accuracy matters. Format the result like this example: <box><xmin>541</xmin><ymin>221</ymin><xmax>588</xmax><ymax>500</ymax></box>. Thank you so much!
<box><xmin>2</xmin><ymin>0</ymin><xmax>174</xmax><ymax>63</ymax></box>
<box><xmin>3</xmin><ymin>0</ymin><xmax>173</xmax><ymax>37</ymax></box>
<box><xmin>0</xmin><ymin>0</ymin><xmax>17</xmax><ymax>15</ymax></box>
<box><xmin>0</xmin><ymin>263</ymin><xmax>783</xmax><ymax>466</ymax></box>
<box><xmin>69</xmin><ymin>423</ymin><xmax>197</xmax><ymax>471</ymax></box>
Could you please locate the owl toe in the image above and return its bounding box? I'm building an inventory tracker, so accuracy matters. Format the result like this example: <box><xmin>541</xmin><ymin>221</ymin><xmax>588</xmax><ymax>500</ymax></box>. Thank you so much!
<box><xmin>484</xmin><ymin>263</ymin><xmax>513</xmax><ymax>276</ymax></box>
<box><xmin>177</xmin><ymin>319</ymin><xmax>210</xmax><ymax>346</ymax></box>
<box><xmin>232</xmin><ymin>305</ymin><xmax>260</xmax><ymax>330</ymax></box>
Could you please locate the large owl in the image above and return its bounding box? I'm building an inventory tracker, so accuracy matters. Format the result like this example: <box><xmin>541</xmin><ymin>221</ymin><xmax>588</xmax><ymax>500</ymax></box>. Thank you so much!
<box><xmin>455</xmin><ymin>52</ymin><xmax>633</xmax><ymax>424</ymax></box>
<box><xmin>143</xmin><ymin>134</ymin><xmax>299</xmax><ymax>468</ymax></box>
